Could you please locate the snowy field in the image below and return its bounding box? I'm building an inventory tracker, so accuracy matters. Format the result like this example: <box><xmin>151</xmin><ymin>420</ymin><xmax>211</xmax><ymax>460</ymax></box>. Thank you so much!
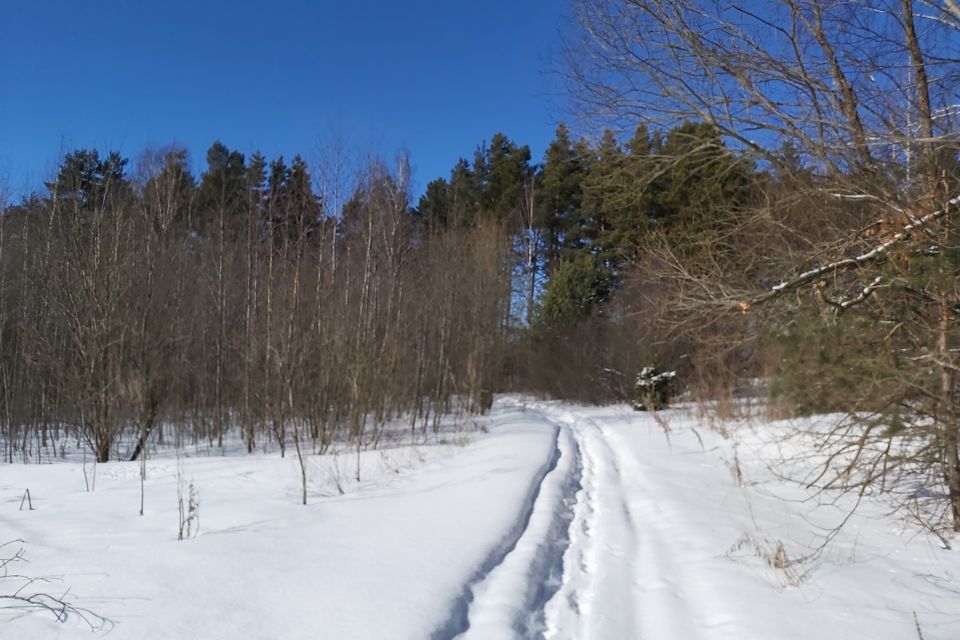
<box><xmin>3</xmin><ymin>399</ymin><xmax>960</xmax><ymax>639</ymax></box>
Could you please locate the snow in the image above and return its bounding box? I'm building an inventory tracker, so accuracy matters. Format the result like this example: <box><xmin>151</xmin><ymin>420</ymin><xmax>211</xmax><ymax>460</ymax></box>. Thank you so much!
<box><xmin>3</xmin><ymin>399</ymin><xmax>960</xmax><ymax>639</ymax></box>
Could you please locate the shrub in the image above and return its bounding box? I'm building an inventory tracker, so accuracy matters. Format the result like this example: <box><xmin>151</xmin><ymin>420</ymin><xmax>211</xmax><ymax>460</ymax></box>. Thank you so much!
<box><xmin>632</xmin><ymin>366</ymin><xmax>675</xmax><ymax>411</ymax></box>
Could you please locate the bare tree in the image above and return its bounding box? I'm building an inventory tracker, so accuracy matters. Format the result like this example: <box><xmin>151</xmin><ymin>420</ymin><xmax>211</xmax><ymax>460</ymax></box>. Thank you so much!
<box><xmin>0</xmin><ymin>142</ymin><xmax>515</xmax><ymax>505</ymax></box>
<box><xmin>569</xmin><ymin>0</ymin><xmax>960</xmax><ymax>530</ymax></box>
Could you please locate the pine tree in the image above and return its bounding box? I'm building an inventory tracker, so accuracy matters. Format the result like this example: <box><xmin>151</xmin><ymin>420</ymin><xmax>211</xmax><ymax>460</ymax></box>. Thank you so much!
<box><xmin>538</xmin><ymin>124</ymin><xmax>591</xmax><ymax>266</ymax></box>
<box><xmin>197</xmin><ymin>141</ymin><xmax>247</xmax><ymax>234</ymax></box>
<box><xmin>580</xmin><ymin>128</ymin><xmax>648</xmax><ymax>267</ymax></box>
<box><xmin>534</xmin><ymin>254</ymin><xmax>613</xmax><ymax>332</ymax></box>
<box><xmin>479</xmin><ymin>133</ymin><xmax>531</xmax><ymax>225</ymax></box>
<box><xmin>47</xmin><ymin>149</ymin><xmax>131</xmax><ymax>212</ymax></box>
<box><xmin>448</xmin><ymin>158</ymin><xmax>480</xmax><ymax>228</ymax></box>
<box><xmin>284</xmin><ymin>155</ymin><xmax>322</xmax><ymax>238</ymax></box>
<box><xmin>417</xmin><ymin>178</ymin><xmax>451</xmax><ymax>230</ymax></box>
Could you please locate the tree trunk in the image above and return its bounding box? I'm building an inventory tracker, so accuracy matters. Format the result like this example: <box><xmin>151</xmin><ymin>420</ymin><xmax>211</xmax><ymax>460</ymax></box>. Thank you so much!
<box><xmin>95</xmin><ymin>434</ymin><xmax>110</xmax><ymax>463</ymax></box>
<box><xmin>945</xmin><ymin>422</ymin><xmax>960</xmax><ymax>531</ymax></box>
<box><xmin>128</xmin><ymin>413</ymin><xmax>156</xmax><ymax>462</ymax></box>
<box><xmin>939</xmin><ymin>299</ymin><xmax>960</xmax><ymax>530</ymax></box>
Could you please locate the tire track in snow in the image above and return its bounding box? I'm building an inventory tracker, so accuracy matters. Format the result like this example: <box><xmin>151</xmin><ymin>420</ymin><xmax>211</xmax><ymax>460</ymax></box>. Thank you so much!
<box><xmin>450</xmin><ymin>424</ymin><xmax>582</xmax><ymax>639</ymax></box>
<box><xmin>542</xmin><ymin>410</ymin><xmax>638</xmax><ymax>640</ymax></box>
<box><xmin>445</xmin><ymin>403</ymin><xmax>643</xmax><ymax>640</ymax></box>
<box><xmin>440</xmin><ymin>402</ymin><xmax>749</xmax><ymax>640</ymax></box>
<box><xmin>431</xmin><ymin>420</ymin><xmax>565</xmax><ymax>640</ymax></box>
<box><xmin>542</xmin><ymin>415</ymin><xmax>597</xmax><ymax>638</ymax></box>
<box><xmin>438</xmin><ymin>404</ymin><xmax>653</xmax><ymax>640</ymax></box>
<box><xmin>563</xmin><ymin>407</ymin><xmax>736</xmax><ymax>640</ymax></box>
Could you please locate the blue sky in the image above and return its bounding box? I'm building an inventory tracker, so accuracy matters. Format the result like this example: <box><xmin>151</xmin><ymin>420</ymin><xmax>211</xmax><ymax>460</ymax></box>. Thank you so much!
<box><xmin>0</xmin><ymin>0</ymin><xmax>571</xmax><ymax>199</ymax></box>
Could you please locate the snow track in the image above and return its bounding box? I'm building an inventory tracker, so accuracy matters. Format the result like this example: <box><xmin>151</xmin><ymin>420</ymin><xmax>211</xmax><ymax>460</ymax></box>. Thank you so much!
<box><xmin>451</xmin><ymin>422</ymin><xmax>580</xmax><ymax>639</ymax></box>
<box><xmin>545</xmin><ymin>407</ymin><xmax>735</xmax><ymax>640</ymax></box>
<box><xmin>432</xmin><ymin>421</ymin><xmax>564</xmax><ymax>640</ymax></box>
<box><xmin>543</xmin><ymin>411</ymin><xmax>637</xmax><ymax>640</ymax></box>
<box><xmin>450</xmin><ymin>407</ymin><xmax>640</xmax><ymax>640</ymax></box>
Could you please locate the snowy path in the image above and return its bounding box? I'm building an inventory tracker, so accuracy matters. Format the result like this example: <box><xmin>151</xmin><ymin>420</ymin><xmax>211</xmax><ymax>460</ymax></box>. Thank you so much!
<box><xmin>453</xmin><ymin>405</ymin><xmax>718</xmax><ymax>640</ymax></box>
<box><xmin>455</xmin><ymin>402</ymin><xmax>960</xmax><ymax>640</ymax></box>
<box><xmin>455</xmin><ymin>407</ymin><xmax>640</xmax><ymax>639</ymax></box>
<box><xmin>541</xmin><ymin>411</ymin><xmax>637</xmax><ymax>639</ymax></box>
<box><xmin>4</xmin><ymin>400</ymin><xmax>960</xmax><ymax>639</ymax></box>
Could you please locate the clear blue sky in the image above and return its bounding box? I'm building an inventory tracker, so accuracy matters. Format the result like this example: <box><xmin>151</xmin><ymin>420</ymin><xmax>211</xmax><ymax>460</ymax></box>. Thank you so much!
<box><xmin>0</xmin><ymin>0</ymin><xmax>570</xmax><ymax>200</ymax></box>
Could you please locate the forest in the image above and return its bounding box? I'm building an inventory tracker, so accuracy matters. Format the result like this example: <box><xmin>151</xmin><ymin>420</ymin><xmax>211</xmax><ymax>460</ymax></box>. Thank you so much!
<box><xmin>2</xmin><ymin>0</ymin><xmax>960</xmax><ymax>536</ymax></box>
<box><xmin>0</xmin><ymin>120</ymin><xmax>753</xmax><ymax>460</ymax></box>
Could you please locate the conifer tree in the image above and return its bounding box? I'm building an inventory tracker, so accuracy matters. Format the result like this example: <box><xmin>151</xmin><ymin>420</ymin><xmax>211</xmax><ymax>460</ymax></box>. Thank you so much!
<box><xmin>197</xmin><ymin>141</ymin><xmax>246</xmax><ymax>234</ymax></box>
<box><xmin>417</xmin><ymin>178</ymin><xmax>451</xmax><ymax>230</ymax></box>
<box><xmin>537</xmin><ymin>124</ymin><xmax>591</xmax><ymax>266</ymax></box>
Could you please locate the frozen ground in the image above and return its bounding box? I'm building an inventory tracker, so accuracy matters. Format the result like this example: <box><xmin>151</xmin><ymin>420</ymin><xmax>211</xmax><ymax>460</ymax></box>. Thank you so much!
<box><xmin>2</xmin><ymin>399</ymin><xmax>959</xmax><ymax>639</ymax></box>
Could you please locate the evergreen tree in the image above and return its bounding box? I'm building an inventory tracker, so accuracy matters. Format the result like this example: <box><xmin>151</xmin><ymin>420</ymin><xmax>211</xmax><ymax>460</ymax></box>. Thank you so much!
<box><xmin>580</xmin><ymin>128</ymin><xmax>647</xmax><ymax>266</ymax></box>
<box><xmin>417</xmin><ymin>178</ymin><xmax>451</xmax><ymax>230</ymax></box>
<box><xmin>284</xmin><ymin>154</ymin><xmax>322</xmax><ymax>237</ymax></box>
<box><xmin>579</xmin><ymin>123</ymin><xmax>753</xmax><ymax>269</ymax></box>
<box><xmin>479</xmin><ymin>133</ymin><xmax>531</xmax><ymax>224</ymax></box>
<box><xmin>197</xmin><ymin>141</ymin><xmax>247</xmax><ymax>233</ymax></box>
<box><xmin>448</xmin><ymin>158</ymin><xmax>480</xmax><ymax>228</ymax></box>
<box><xmin>534</xmin><ymin>254</ymin><xmax>613</xmax><ymax>331</ymax></box>
<box><xmin>265</xmin><ymin>157</ymin><xmax>289</xmax><ymax>222</ymax></box>
<box><xmin>47</xmin><ymin>149</ymin><xmax>130</xmax><ymax>212</ymax></box>
<box><xmin>245</xmin><ymin>151</ymin><xmax>268</xmax><ymax>216</ymax></box>
<box><xmin>538</xmin><ymin>124</ymin><xmax>591</xmax><ymax>266</ymax></box>
<box><xmin>651</xmin><ymin>122</ymin><xmax>753</xmax><ymax>231</ymax></box>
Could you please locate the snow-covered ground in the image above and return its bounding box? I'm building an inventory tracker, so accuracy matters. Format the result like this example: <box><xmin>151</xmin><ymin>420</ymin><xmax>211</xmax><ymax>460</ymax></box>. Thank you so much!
<box><xmin>2</xmin><ymin>399</ymin><xmax>959</xmax><ymax>639</ymax></box>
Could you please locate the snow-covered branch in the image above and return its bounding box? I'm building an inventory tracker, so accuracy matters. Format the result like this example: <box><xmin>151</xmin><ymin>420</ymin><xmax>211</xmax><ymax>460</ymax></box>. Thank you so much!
<box><xmin>745</xmin><ymin>194</ymin><xmax>960</xmax><ymax>309</ymax></box>
<box><xmin>826</xmin><ymin>192</ymin><xmax>904</xmax><ymax>214</ymax></box>
<box><xmin>819</xmin><ymin>276</ymin><xmax>884</xmax><ymax>310</ymax></box>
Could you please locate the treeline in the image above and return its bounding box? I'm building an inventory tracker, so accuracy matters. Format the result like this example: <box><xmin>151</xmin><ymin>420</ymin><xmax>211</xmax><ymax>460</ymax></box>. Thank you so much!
<box><xmin>0</xmin><ymin>145</ymin><xmax>510</xmax><ymax>463</ymax></box>
<box><xmin>0</xmin><ymin>119</ymin><xmax>761</xmax><ymax>464</ymax></box>
<box><xmin>419</xmin><ymin>123</ymin><xmax>753</xmax><ymax>401</ymax></box>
